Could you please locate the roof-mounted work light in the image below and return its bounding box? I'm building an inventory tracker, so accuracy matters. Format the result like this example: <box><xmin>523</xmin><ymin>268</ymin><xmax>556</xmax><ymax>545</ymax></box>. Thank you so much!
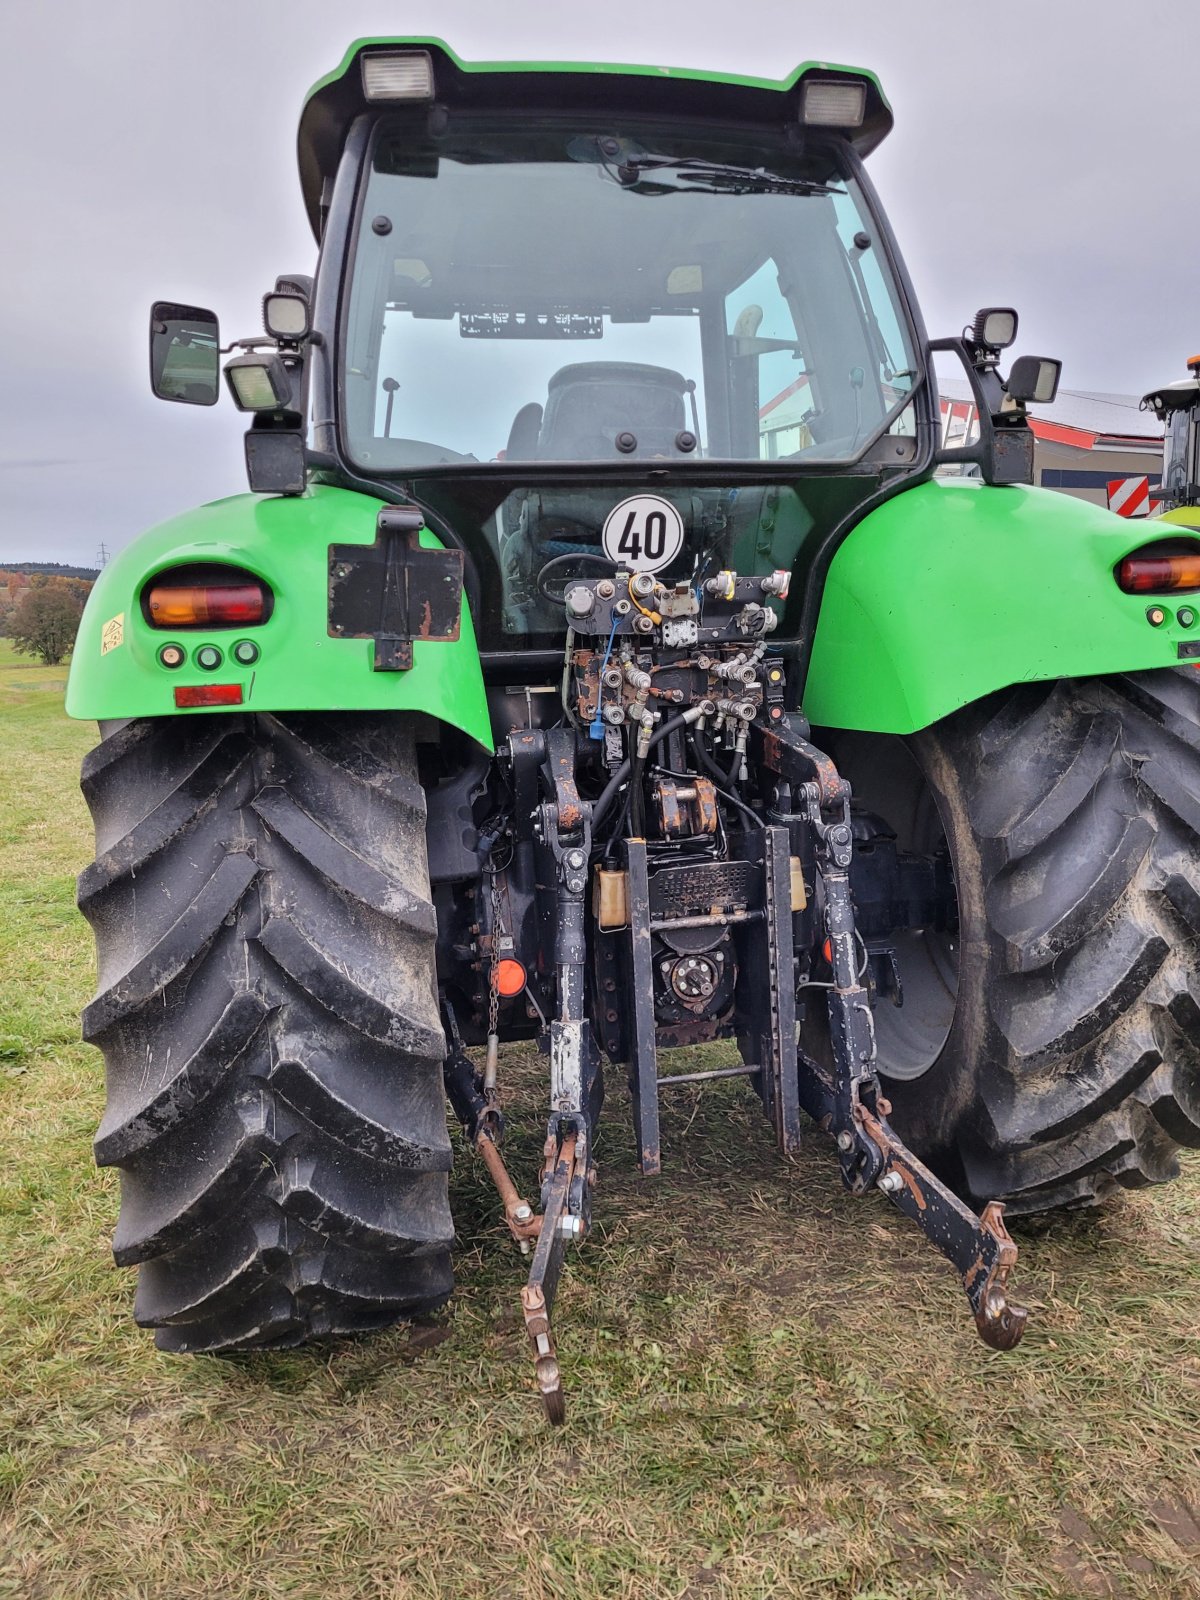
<box><xmin>800</xmin><ymin>79</ymin><xmax>866</xmax><ymax>128</ymax></box>
<box><xmin>361</xmin><ymin>50</ymin><xmax>435</xmax><ymax>101</ymax></box>
<box><xmin>224</xmin><ymin>352</ymin><xmax>291</xmax><ymax>412</ymax></box>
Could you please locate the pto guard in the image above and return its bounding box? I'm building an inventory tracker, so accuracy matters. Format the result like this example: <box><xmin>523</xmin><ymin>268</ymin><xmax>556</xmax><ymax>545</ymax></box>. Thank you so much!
<box><xmin>65</xmin><ymin>485</ymin><xmax>492</xmax><ymax>748</ymax></box>
<box><xmin>804</xmin><ymin>479</ymin><xmax>1200</xmax><ymax>734</ymax></box>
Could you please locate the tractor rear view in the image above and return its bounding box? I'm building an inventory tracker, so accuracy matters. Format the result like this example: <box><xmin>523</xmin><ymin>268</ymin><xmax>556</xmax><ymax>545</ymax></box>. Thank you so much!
<box><xmin>68</xmin><ymin>40</ymin><xmax>1200</xmax><ymax>1422</ymax></box>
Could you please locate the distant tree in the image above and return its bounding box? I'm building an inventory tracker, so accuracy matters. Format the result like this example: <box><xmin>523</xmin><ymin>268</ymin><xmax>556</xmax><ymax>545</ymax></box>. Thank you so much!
<box><xmin>9</xmin><ymin>581</ymin><xmax>85</xmax><ymax>666</ymax></box>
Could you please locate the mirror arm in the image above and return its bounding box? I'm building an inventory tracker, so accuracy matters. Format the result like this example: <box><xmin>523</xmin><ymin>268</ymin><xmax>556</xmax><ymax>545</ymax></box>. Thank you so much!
<box><xmin>929</xmin><ymin>335</ymin><xmax>1034</xmax><ymax>487</ymax></box>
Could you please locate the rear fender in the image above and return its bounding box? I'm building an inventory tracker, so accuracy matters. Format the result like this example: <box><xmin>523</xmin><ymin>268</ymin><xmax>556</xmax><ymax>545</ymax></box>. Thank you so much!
<box><xmin>65</xmin><ymin>485</ymin><xmax>492</xmax><ymax>748</ymax></box>
<box><xmin>804</xmin><ymin>479</ymin><xmax>1199</xmax><ymax>733</ymax></box>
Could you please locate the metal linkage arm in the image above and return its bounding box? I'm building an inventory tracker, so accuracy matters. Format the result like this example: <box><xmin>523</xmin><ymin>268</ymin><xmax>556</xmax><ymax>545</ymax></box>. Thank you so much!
<box><xmin>858</xmin><ymin>1106</ymin><xmax>1027</xmax><ymax>1349</ymax></box>
<box><xmin>520</xmin><ymin>1133</ymin><xmax>579</xmax><ymax>1425</ymax></box>
<box><xmin>792</xmin><ymin>773</ymin><xmax>1028</xmax><ymax>1352</ymax></box>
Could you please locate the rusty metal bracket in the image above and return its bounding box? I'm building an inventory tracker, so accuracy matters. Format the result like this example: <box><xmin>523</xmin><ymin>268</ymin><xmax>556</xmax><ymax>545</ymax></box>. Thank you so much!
<box><xmin>856</xmin><ymin>1104</ymin><xmax>1028</xmax><ymax>1349</ymax></box>
<box><xmin>755</xmin><ymin>718</ymin><xmax>850</xmax><ymax>811</ymax></box>
<box><xmin>328</xmin><ymin>506</ymin><xmax>463</xmax><ymax>671</ymax></box>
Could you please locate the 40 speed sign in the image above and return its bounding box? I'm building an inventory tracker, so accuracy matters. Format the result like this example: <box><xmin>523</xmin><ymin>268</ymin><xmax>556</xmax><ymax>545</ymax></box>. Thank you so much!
<box><xmin>601</xmin><ymin>495</ymin><xmax>685</xmax><ymax>573</ymax></box>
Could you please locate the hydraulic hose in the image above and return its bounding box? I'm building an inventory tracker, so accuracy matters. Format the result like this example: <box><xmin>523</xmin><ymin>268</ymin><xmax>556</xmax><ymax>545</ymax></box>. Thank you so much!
<box><xmin>590</xmin><ymin>706</ymin><xmax>706</xmax><ymax>832</ymax></box>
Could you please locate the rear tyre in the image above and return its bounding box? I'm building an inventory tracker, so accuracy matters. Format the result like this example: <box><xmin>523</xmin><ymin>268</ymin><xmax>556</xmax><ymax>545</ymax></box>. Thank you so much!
<box><xmin>819</xmin><ymin>670</ymin><xmax>1200</xmax><ymax>1215</ymax></box>
<box><xmin>78</xmin><ymin>713</ymin><xmax>453</xmax><ymax>1351</ymax></box>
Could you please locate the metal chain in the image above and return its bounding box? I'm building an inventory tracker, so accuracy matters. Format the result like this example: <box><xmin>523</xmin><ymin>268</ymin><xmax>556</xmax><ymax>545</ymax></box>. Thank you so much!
<box><xmin>487</xmin><ymin>870</ymin><xmax>503</xmax><ymax>1040</ymax></box>
<box><xmin>482</xmin><ymin>869</ymin><xmax>504</xmax><ymax>1096</ymax></box>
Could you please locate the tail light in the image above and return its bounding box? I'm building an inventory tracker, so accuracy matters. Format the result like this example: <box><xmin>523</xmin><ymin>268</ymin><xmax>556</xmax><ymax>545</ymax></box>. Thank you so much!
<box><xmin>144</xmin><ymin>565</ymin><xmax>271</xmax><ymax>628</ymax></box>
<box><xmin>1116</xmin><ymin>541</ymin><xmax>1200</xmax><ymax>595</ymax></box>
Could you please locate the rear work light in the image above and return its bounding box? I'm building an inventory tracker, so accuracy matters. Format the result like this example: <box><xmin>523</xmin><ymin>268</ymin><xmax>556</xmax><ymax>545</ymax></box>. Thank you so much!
<box><xmin>801</xmin><ymin>79</ymin><xmax>867</xmax><ymax>128</ymax></box>
<box><xmin>361</xmin><ymin>50</ymin><xmax>435</xmax><ymax>101</ymax></box>
<box><xmin>174</xmin><ymin>684</ymin><xmax>244</xmax><ymax>709</ymax></box>
<box><xmin>1116</xmin><ymin>543</ymin><xmax>1200</xmax><ymax>595</ymax></box>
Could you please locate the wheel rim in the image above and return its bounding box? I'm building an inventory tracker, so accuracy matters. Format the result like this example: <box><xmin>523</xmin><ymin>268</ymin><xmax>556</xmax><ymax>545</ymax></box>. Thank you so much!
<box><xmin>875</xmin><ymin>769</ymin><xmax>959</xmax><ymax>1081</ymax></box>
<box><xmin>819</xmin><ymin>732</ymin><xmax>960</xmax><ymax>1083</ymax></box>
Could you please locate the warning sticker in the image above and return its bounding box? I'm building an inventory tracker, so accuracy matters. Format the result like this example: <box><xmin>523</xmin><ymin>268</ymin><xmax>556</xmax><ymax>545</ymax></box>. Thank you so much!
<box><xmin>100</xmin><ymin>613</ymin><xmax>125</xmax><ymax>656</ymax></box>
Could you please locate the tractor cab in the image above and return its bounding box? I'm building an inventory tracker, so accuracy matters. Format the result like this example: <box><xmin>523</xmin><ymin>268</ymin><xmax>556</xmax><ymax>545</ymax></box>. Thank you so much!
<box><xmin>315</xmin><ymin>44</ymin><xmax>929</xmax><ymax>652</ymax></box>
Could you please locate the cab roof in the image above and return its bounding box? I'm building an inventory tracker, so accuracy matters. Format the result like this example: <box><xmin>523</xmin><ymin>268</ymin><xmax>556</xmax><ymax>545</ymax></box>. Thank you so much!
<box><xmin>298</xmin><ymin>37</ymin><xmax>893</xmax><ymax>239</ymax></box>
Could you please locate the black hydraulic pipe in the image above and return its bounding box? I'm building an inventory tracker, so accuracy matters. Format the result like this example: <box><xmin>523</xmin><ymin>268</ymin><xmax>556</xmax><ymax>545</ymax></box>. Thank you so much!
<box><xmin>591</xmin><ymin>709</ymin><xmax>698</xmax><ymax>831</ymax></box>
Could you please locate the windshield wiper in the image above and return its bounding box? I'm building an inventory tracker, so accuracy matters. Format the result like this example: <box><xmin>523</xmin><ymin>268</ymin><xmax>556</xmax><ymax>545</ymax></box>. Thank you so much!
<box><xmin>609</xmin><ymin>154</ymin><xmax>842</xmax><ymax>198</ymax></box>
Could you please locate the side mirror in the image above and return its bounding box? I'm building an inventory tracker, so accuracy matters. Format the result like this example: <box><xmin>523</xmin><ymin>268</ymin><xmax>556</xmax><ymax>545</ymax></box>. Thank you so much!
<box><xmin>1007</xmin><ymin>355</ymin><xmax>1062</xmax><ymax>406</ymax></box>
<box><xmin>149</xmin><ymin>301</ymin><xmax>220</xmax><ymax>405</ymax></box>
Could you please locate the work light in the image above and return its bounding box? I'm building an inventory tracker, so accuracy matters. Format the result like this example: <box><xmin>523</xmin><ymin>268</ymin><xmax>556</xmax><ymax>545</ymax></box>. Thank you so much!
<box><xmin>361</xmin><ymin>50</ymin><xmax>435</xmax><ymax>101</ymax></box>
<box><xmin>262</xmin><ymin>291</ymin><xmax>310</xmax><ymax>342</ymax></box>
<box><xmin>972</xmin><ymin>308</ymin><xmax>1018</xmax><ymax>350</ymax></box>
<box><xmin>801</xmin><ymin>79</ymin><xmax>866</xmax><ymax>128</ymax></box>
<box><xmin>224</xmin><ymin>352</ymin><xmax>291</xmax><ymax>411</ymax></box>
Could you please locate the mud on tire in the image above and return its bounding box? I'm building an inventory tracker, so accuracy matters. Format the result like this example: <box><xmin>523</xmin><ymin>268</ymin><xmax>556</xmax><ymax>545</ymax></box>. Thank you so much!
<box><xmin>78</xmin><ymin>713</ymin><xmax>453</xmax><ymax>1351</ymax></box>
<box><xmin>825</xmin><ymin>669</ymin><xmax>1200</xmax><ymax>1215</ymax></box>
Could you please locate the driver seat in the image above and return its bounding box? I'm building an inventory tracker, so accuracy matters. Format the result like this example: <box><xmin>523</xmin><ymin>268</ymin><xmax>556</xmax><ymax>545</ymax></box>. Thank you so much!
<box><xmin>537</xmin><ymin>362</ymin><xmax>690</xmax><ymax>460</ymax></box>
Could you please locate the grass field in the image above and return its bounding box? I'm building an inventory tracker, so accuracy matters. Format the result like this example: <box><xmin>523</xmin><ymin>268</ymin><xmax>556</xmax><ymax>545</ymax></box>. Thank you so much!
<box><xmin>1</xmin><ymin>638</ymin><xmax>1199</xmax><ymax>1599</ymax></box>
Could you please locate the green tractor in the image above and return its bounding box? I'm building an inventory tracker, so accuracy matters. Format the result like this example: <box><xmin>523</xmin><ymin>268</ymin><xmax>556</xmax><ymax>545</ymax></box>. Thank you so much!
<box><xmin>69</xmin><ymin>39</ymin><xmax>1200</xmax><ymax>1422</ymax></box>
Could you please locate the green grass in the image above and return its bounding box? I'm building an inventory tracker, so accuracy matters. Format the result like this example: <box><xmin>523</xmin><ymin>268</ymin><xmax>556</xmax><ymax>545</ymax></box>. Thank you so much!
<box><xmin>1</xmin><ymin>635</ymin><xmax>1199</xmax><ymax>1598</ymax></box>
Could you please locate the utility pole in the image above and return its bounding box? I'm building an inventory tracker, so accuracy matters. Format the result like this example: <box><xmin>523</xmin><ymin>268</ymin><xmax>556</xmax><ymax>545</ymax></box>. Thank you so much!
<box><xmin>95</xmin><ymin>542</ymin><xmax>110</xmax><ymax>570</ymax></box>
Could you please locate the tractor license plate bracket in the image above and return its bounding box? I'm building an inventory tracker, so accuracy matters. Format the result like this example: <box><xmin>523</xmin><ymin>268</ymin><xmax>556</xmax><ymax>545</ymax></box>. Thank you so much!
<box><xmin>328</xmin><ymin>506</ymin><xmax>463</xmax><ymax>672</ymax></box>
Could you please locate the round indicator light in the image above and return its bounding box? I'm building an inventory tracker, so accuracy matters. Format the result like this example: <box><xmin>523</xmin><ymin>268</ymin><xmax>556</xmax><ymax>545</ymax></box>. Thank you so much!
<box><xmin>1179</xmin><ymin>607</ymin><xmax>1197</xmax><ymax>629</ymax></box>
<box><xmin>233</xmin><ymin>639</ymin><xmax>260</xmax><ymax>666</ymax></box>
<box><xmin>158</xmin><ymin>643</ymin><xmax>185</xmax><ymax>669</ymax></box>
<box><xmin>195</xmin><ymin>645</ymin><xmax>223</xmax><ymax>671</ymax></box>
<box><xmin>1147</xmin><ymin>606</ymin><xmax>1167</xmax><ymax>627</ymax></box>
<box><xmin>496</xmin><ymin>958</ymin><xmax>527</xmax><ymax>997</ymax></box>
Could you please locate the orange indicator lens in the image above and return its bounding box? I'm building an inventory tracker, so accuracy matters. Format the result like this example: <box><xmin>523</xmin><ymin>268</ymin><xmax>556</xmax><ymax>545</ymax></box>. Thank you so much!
<box><xmin>496</xmin><ymin>959</ymin><xmax>527</xmax><ymax>997</ymax></box>
<box><xmin>148</xmin><ymin>583</ymin><xmax>265</xmax><ymax>627</ymax></box>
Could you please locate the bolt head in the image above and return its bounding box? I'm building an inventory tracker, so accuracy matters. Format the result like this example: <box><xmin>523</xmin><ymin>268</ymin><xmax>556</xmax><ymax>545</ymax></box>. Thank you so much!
<box><xmin>513</xmin><ymin>1203</ymin><xmax>533</xmax><ymax>1222</ymax></box>
<box><xmin>836</xmin><ymin>1130</ymin><xmax>855</xmax><ymax>1152</ymax></box>
<box><xmin>878</xmin><ymin>1171</ymin><xmax>904</xmax><ymax>1195</ymax></box>
<box><xmin>565</xmin><ymin>848</ymin><xmax>586</xmax><ymax>870</ymax></box>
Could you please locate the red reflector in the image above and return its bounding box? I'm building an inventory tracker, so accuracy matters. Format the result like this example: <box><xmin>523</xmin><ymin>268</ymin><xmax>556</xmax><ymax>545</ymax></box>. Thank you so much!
<box><xmin>174</xmin><ymin>683</ymin><xmax>244</xmax><ymax>709</ymax></box>
<box><xmin>149</xmin><ymin>583</ymin><xmax>266</xmax><ymax>627</ymax></box>
<box><xmin>496</xmin><ymin>958</ymin><xmax>527</xmax><ymax>998</ymax></box>
<box><xmin>1117</xmin><ymin>553</ymin><xmax>1200</xmax><ymax>594</ymax></box>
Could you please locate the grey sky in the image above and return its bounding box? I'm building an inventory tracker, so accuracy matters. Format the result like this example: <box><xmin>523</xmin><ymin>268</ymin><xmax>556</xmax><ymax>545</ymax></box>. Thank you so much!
<box><xmin>2</xmin><ymin>0</ymin><xmax>1197</xmax><ymax>564</ymax></box>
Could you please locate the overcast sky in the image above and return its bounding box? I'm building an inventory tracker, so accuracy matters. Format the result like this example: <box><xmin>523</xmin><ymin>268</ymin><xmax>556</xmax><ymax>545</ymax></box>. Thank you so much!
<box><xmin>2</xmin><ymin>0</ymin><xmax>1197</xmax><ymax>565</ymax></box>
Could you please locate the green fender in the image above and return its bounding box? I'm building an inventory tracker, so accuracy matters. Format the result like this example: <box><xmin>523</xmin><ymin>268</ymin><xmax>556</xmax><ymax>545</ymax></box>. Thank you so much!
<box><xmin>804</xmin><ymin>479</ymin><xmax>1200</xmax><ymax>734</ymax></box>
<box><xmin>65</xmin><ymin>485</ymin><xmax>492</xmax><ymax>748</ymax></box>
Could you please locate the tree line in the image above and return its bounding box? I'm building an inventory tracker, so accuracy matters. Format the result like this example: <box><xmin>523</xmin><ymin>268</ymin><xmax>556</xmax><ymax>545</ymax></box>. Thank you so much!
<box><xmin>0</xmin><ymin>570</ymin><xmax>93</xmax><ymax>666</ymax></box>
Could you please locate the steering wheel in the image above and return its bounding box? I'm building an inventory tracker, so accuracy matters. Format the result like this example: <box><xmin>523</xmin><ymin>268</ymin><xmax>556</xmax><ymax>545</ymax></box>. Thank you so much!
<box><xmin>536</xmin><ymin>550</ymin><xmax>617</xmax><ymax>605</ymax></box>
